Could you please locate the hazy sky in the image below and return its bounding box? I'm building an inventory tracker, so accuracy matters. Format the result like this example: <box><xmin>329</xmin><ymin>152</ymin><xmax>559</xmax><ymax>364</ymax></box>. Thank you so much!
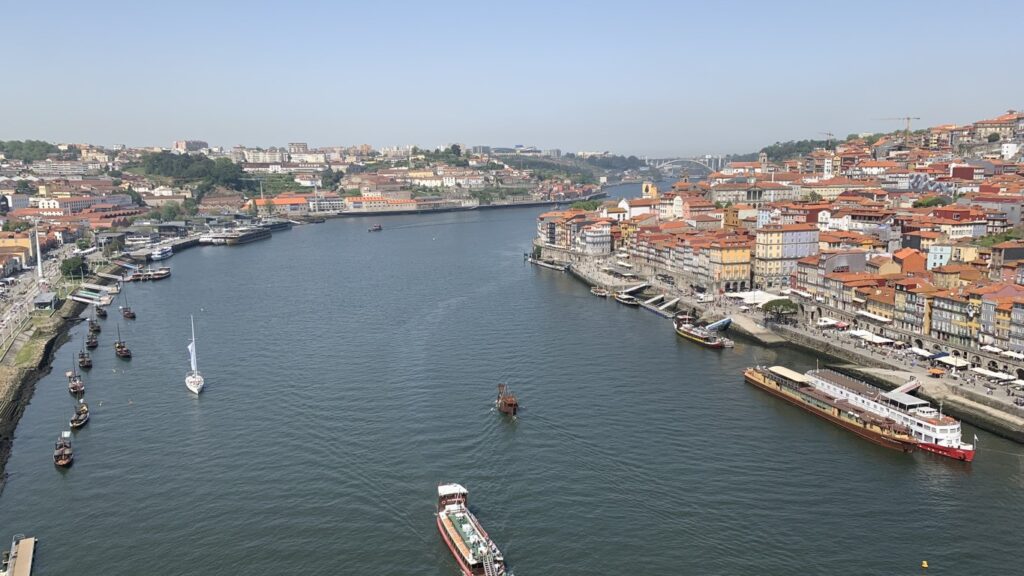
<box><xmin>2</xmin><ymin>0</ymin><xmax>1020</xmax><ymax>157</ymax></box>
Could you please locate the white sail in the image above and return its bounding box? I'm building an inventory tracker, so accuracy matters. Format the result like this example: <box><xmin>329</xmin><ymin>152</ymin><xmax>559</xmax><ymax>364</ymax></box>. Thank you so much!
<box><xmin>188</xmin><ymin>341</ymin><xmax>197</xmax><ymax>372</ymax></box>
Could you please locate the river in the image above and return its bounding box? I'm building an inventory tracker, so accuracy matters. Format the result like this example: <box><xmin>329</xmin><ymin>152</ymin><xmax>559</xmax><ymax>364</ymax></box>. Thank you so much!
<box><xmin>1</xmin><ymin>183</ymin><xmax>1021</xmax><ymax>575</ymax></box>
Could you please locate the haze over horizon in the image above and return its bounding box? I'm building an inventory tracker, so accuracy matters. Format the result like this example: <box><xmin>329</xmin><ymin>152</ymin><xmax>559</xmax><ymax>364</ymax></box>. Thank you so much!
<box><xmin>2</xmin><ymin>0</ymin><xmax>1021</xmax><ymax>157</ymax></box>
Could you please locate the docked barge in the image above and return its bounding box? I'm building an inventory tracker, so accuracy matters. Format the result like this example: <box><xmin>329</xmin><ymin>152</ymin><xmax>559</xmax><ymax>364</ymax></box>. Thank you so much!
<box><xmin>744</xmin><ymin>366</ymin><xmax>916</xmax><ymax>453</ymax></box>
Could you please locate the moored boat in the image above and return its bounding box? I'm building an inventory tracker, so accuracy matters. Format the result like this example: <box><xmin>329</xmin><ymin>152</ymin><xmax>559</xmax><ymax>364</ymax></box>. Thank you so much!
<box><xmin>495</xmin><ymin>384</ymin><xmax>519</xmax><ymax>416</ymax></box>
<box><xmin>114</xmin><ymin>324</ymin><xmax>132</xmax><ymax>359</ymax></box>
<box><xmin>614</xmin><ymin>292</ymin><xmax>640</xmax><ymax>306</ymax></box>
<box><xmin>150</xmin><ymin>245</ymin><xmax>174</xmax><ymax>261</ymax></box>
<box><xmin>744</xmin><ymin>366</ymin><xmax>917</xmax><ymax>453</ymax></box>
<box><xmin>257</xmin><ymin>217</ymin><xmax>294</xmax><ymax>232</ymax></box>
<box><xmin>674</xmin><ymin>314</ymin><xmax>732</xmax><ymax>348</ymax></box>
<box><xmin>95</xmin><ymin>305</ymin><xmax>108</xmax><ymax>319</ymax></box>
<box><xmin>88</xmin><ymin>319</ymin><xmax>101</xmax><ymax>334</ymax></box>
<box><xmin>801</xmin><ymin>369</ymin><xmax>976</xmax><ymax>461</ymax></box>
<box><xmin>86</xmin><ymin>333</ymin><xmax>99</xmax><ymax>349</ymax></box>
<box><xmin>590</xmin><ymin>286</ymin><xmax>609</xmax><ymax>297</ymax></box>
<box><xmin>224</xmin><ymin>226</ymin><xmax>272</xmax><ymax>245</ymax></box>
<box><xmin>78</xmin><ymin>349</ymin><xmax>92</xmax><ymax>370</ymax></box>
<box><xmin>53</xmin><ymin>431</ymin><xmax>74</xmax><ymax>467</ymax></box>
<box><xmin>70</xmin><ymin>400</ymin><xmax>89</xmax><ymax>429</ymax></box>
<box><xmin>436</xmin><ymin>484</ymin><xmax>507</xmax><ymax>576</ymax></box>
<box><xmin>67</xmin><ymin>367</ymin><xmax>85</xmax><ymax>396</ymax></box>
<box><xmin>121</xmin><ymin>290</ymin><xmax>136</xmax><ymax>319</ymax></box>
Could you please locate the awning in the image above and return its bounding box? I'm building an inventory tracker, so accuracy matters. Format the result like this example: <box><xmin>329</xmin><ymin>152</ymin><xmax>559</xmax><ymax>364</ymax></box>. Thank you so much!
<box><xmin>790</xmin><ymin>289</ymin><xmax>812</xmax><ymax>298</ymax></box>
<box><xmin>816</xmin><ymin>318</ymin><xmax>838</xmax><ymax>327</ymax></box>
<box><xmin>937</xmin><ymin>356</ymin><xmax>969</xmax><ymax>368</ymax></box>
<box><xmin>928</xmin><ymin>368</ymin><xmax>946</xmax><ymax>375</ymax></box>
<box><xmin>971</xmin><ymin>367</ymin><xmax>1013</xmax><ymax>380</ymax></box>
<box><xmin>850</xmin><ymin>329</ymin><xmax>894</xmax><ymax>345</ymax></box>
<box><xmin>1001</xmin><ymin>350</ymin><xmax>1024</xmax><ymax>360</ymax></box>
<box><xmin>856</xmin><ymin>310</ymin><xmax>893</xmax><ymax>323</ymax></box>
<box><xmin>981</xmin><ymin>345</ymin><xmax>1003</xmax><ymax>353</ymax></box>
<box><xmin>910</xmin><ymin>347</ymin><xmax>933</xmax><ymax>358</ymax></box>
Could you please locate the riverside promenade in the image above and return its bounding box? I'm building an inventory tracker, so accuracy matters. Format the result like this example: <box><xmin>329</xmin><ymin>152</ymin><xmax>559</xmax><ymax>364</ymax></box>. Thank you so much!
<box><xmin>540</xmin><ymin>243</ymin><xmax>1024</xmax><ymax>442</ymax></box>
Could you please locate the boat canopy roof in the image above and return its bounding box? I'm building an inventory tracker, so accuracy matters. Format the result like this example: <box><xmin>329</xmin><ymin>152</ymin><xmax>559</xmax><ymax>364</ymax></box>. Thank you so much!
<box><xmin>768</xmin><ymin>365</ymin><xmax>808</xmax><ymax>383</ymax></box>
<box><xmin>882</xmin><ymin>390</ymin><xmax>929</xmax><ymax>408</ymax></box>
<box><xmin>438</xmin><ymin>483</ymin><xmax>468</xmax><ymax>497</ymax></box>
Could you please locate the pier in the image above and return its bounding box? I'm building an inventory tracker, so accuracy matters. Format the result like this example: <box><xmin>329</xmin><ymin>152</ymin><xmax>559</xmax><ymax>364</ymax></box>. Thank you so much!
<box><xmin>2</xmin><ymin>534</ymin><xmax>37</xmax><ymax>576</ymax></box>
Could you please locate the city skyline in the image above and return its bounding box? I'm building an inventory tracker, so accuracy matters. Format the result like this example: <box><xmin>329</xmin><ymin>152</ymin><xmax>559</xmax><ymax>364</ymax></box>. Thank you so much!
<box><xmin>1</xmin><ymin>0</ymin><xmax>1021</xmax><ymax>156</ymax></box>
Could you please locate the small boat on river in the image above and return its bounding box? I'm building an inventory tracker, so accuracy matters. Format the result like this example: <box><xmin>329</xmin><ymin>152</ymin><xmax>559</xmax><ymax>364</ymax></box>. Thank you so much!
<box><xmin>95</xmin><ymin>305</ymin><xmax>108</xmax><ymax>319</ymax></box>
<box><xmin>590</xmin><ymin>286</ymin><xmax>609</xmax><ymax>297</ymax></box>
<box><xmin>121</xmin><ymin>290</ymin><xmax>136</xmax><ymax>320</ymax></box>
<box><xmin>674</xmin><ymin>314</ymin><xmax>732</xmax><ymax>348</ymax></box>
<box><xmin>185</xmin><ymin>315</ymin><xmax>204</xmax><ymax>395</ymax></box>
<box><xmin>368</xmin><ymin>224</ymin><xmax>383</xmax><ymax>232</ymax></box>
<box><xmin>67</xmin><ymin>365</ymin><xmax>85</xmax><ymax>396</ymax></box>
<box><xmin>114</xmin><ymin>324</ymin><xmax>132</xmax><ymax>359</ymax></box>
<box><xmin>53</xmin><ymin>431</ymin><xmax>74</xmax><ymax>467</ymax></box>
<box><xmin>614</xmin><ymin>292</ymin><xmax>640</xmax><ymax>306</ymax></box>
<box><xmin>495</xmin><ymin>384</ymin><xmax>519</xmax><ymax>417</ymax></box>
<box><xmin>86</xmin><ymin>333</ymin><xmax>99</xmax><ymax>349</ymax></box>
<box><xmin>70</xmin><ymin>400</ymin><xmax>90</xmax><ymax>429</ymax></box>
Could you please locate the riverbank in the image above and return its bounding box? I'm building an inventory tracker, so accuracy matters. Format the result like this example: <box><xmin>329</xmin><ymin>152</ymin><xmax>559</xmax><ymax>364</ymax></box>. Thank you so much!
<box><xmin>541</xmin><ymin>243</ymin><xmax>1024</xmax><ymax>444</ymax></box>
<box><xmin>0</xmin><ymin>266</ymin><xmax>119</xmax><ymax>492</ymax></box>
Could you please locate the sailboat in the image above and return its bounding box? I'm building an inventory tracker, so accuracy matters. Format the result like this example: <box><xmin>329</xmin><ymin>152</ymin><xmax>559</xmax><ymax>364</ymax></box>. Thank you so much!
<box><xmin>66</xmin><ymin>362</ymin><xmax>85</xmax><ymax>395</ymax></box>
<box><xmin>114</xmin><ymin>324</ymin><xmax>132</xmax><ymax>359</ymax></box>
<box><xmin>121</xmin><ymin>289</ymin><xmax>136</xmax><ymax>320</ymax></box>
<box><xmin>78</xmin><ymin>332</ymin><xmax>92</xmax><ymax>369</ymax></box>
<box><xmin>185</xmin><ymin>315</ymin><xmax>204</xmax><ymax>394</ymax></box>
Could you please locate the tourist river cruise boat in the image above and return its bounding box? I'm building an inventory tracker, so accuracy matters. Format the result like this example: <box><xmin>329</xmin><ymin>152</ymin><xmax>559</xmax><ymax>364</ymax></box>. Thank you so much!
<box><xmin>674</xmin><ymin>315</ymin><xmax>732</xmax><ymax>348</ymax></box>
<box><xmin>614</xmin><ymin>292</ymin><xmax>639</xmax><ymax>306</ymax></box>
<box><xmin>436</xmin><ymin>484</ymin><xmax>507</xmax><ymax>576</ymax></box>
<box><xmin>799</xmin><ymin>368</ymin><xmax>975</xmax><ymax>461</ymax></box>
<box><xmin>744</xmin><ymin>366</ymin><xmax>917</xmax><ymax>453</ymax></box>
<box><xmin>150</xmin><ymin>245</ymin><xmax>173</xmax><ymax>261</ymax></box>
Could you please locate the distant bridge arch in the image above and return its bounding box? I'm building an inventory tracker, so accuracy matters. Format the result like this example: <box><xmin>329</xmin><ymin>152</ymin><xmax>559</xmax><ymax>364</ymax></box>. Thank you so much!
<box><xmin>645</xmin><ymin>157</ymin><xmax>719</xmax><ymax>175</ymax></box>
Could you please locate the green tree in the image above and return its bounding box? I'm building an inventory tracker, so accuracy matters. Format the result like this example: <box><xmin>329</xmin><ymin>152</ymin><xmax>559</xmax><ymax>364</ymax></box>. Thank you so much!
<box><xmin>807</xmin><ymin>191</ymin><xmax>823</xmax><ymax>202</ymax></box>
<box><xmin>988</xmin><ymin>133</ymin><xmax>1001</xmax><ymax>143</ymax></box>
<box><xmin>2</xmin><ymin>219</ymin><xmax>30</xmax><ymax>232</ymax></box>
<box><xmin>125</xmin><ymin>186</ymin><xmax>143</xmax><ymax>206</ymax></box>
<box><xmin>0</xmin><ymin>140</ymin><xmax>59</xmax><ymax>163</ymax></box>
<box><xmin>570</xmin><ymin>200</ymin><xmax>601</xmax><ymax>211</ymax></box>
<box><xmin>160</xmin><ymin>201</ymin><xmax>183</xmax><ymax>221</ymax></box>
<box><xmin>912</xmin><ymin>196</ymin><xmax>951</xmax><ymax>208</ymax></box>
<box><xmin>15</xmin><ymin>180</ymin><xmax>32</xmax><ymax>194</ymax></box>
<box><xmin>75</xmin><ymin>238</ymin><xmax>90</xmax><ymax>250</ymax></box>
<box><xmin>450</xmin><ymin>144</ymin><xmax>461</xmax><ymax>157</ymax></box>
<box><xmin>60</xmin><ymin>256</ymin><xmax>88</xmax><ymax>278</ymax></box>
<box><xmin>320</xmin><ymin>166</ymin><xmax>344</xmax><ymax>190</ymax></box>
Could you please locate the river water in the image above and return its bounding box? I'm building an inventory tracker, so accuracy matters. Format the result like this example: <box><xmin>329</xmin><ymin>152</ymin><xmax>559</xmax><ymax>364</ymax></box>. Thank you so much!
<box><xmin>1</xmin><ymin>184</ymin><xmax>1022</xmax><ymax>575</ymax></box>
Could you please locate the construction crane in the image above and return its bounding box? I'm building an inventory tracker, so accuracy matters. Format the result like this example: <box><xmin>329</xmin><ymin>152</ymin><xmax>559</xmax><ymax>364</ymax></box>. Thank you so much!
<box><xmin>880</xmin><ymin>116</ymin><xmax>922</xmax><ymax>144</ymax></box>
<box><xmin>819</xmin><ymin>132</ymin><xmax>835</xmax><ymax>150</ymax></box>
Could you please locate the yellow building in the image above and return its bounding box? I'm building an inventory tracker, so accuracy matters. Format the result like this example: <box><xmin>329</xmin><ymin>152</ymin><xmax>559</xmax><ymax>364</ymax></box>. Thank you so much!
<box><xmin>641</xmin><ymin>181</ymin><xmax>659</xmax><ymax>199</ymax></box>
<box><xmin>708</xmin><ymin>235</ymin><xmax>753</xmax><ymax>292</ymax></box>
<box><xmin>0</xmin><ymin>232</ymin><xmax>36</xmax><ymax>259</ymax></box>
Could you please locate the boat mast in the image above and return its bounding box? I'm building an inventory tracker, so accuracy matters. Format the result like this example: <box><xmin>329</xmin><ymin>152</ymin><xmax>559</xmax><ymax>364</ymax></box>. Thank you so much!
<box><xmin>189</xmin><ymin>315</ymin><xmax>198</xmax><ymax>372</ymax></box>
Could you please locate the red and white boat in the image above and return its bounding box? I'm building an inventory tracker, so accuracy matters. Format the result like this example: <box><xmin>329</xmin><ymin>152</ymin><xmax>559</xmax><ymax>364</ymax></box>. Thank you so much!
<box><xmin>805</xmin><ymin>369</ymin><xmax>975</xmax><ymax>462</ymax></box>
<box><xmin>436</xmin><ymin>484</ymin><xmax>507</xmax><ymax>576</ymax></box>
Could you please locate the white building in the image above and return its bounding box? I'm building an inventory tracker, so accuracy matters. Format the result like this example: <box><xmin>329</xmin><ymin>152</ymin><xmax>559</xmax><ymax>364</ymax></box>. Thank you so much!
<box><xmin>579</xmin><ymin>222</ymin><xmax>612</xmax><ymax>255</ymax></box>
